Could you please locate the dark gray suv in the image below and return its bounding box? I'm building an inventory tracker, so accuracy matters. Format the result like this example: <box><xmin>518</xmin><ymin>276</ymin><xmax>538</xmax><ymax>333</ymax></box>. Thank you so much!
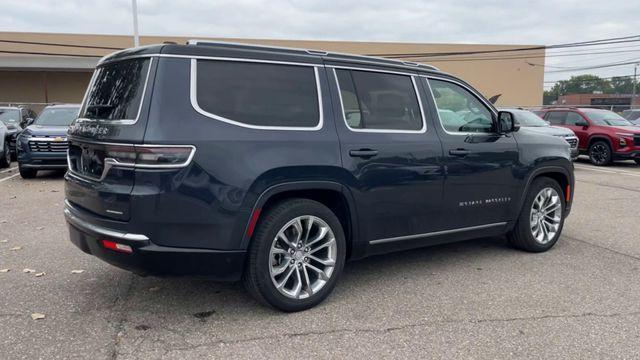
<box><xmin>64</xmin><ymin>41</ymin><xmax>574</xmax><ymax>311</ymax></box>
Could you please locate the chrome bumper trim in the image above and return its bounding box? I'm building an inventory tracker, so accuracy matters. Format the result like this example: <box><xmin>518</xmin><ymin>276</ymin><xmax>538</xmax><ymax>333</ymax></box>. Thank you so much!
<box><xmin>64</xmin><ymin>200</ymin><xmax>149</xmax><ymax>241</ymax></box>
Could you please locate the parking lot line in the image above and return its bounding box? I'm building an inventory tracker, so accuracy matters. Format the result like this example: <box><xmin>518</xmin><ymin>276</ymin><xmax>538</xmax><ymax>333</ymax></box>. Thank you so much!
<box><xmin>574</xmin><ymin>164</ymin><xmax>640</xmax><ymax>177</ymax></box>
<box><xmin>0</xmin><ymin>173</ymin><xmax>20</xmax><ymax>183</ymax></box>
<box><xmin>0</xmin><ymin>166</ymin><xmax>18</xmax><ymax>174</ymax></box>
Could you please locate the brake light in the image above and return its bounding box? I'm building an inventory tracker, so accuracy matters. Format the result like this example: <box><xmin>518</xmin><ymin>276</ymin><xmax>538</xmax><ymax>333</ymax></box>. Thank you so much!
<box><xmin>102</xmin><ymin>240</ymin><xmax>133</xmax><ymax>254</ymax></box>
<box><xmin>104</xmin><ymin>144</ymin><xmax>195</xmax><ymax>168</ymax></box>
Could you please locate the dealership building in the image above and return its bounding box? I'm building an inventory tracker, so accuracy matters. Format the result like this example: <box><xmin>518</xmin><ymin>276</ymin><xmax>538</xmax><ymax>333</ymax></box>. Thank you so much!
<box><xmin>0</xmin><ymin>32</ymin><xmax>546</xmax><ymax>110</ymax></box>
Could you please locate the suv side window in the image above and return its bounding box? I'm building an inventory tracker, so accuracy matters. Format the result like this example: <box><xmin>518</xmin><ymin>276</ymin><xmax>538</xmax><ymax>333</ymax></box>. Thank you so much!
<box><xmin>546</xmin><ymin>111</ymin><xmax>567</xmax><ymax>125</ymax></box>
<box><xmin>195</xmin><ymin>60</ymin><xmax>320</xmax><ymax>128</ymax></box>
<box><xmin>428</xmin><ymin>79</ymin><xmax>494</xmax><ymax>134</ymax></box>
<box><xmin>335</xmin><ymin>69</ymin><xmax>423</xmax><ymax>131</ymax></box>
<box><xmin>565</xmin><ymin>112</ymin><xmax>585</xmax><ymax>126</ymax></box>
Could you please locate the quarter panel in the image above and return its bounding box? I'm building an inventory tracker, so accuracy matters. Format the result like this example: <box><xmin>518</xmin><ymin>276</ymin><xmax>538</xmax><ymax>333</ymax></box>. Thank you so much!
<box><xmin>140</xmin><ymin>58</ymin><xmax>342</xmax><ymax>250</ymax></box>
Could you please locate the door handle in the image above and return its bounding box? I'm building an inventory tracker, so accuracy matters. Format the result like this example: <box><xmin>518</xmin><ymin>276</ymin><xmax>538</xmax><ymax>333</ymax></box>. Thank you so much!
<box><xmin>449</xmin><ymin>148</ymin><xmax>470</xmax><ymax>156</ymax></box>
<box><xmin>349</xmin><ymin>149</ymin><xmax>379</xmax><ymax>158</ymax></box>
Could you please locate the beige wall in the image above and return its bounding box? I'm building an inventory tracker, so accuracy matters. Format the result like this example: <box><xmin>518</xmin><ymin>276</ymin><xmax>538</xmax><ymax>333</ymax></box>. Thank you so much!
<box><xmin>0</xmin><ymin>32</ymin><xmax>545</xmax><ymax>107</ymax></box>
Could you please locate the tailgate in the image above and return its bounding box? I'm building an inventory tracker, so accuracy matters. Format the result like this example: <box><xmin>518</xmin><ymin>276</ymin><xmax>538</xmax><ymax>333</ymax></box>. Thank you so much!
<box><xmin>65</xmin><ymin>56</ymin><xmax>155</xmax><ymax>221</ymax></box>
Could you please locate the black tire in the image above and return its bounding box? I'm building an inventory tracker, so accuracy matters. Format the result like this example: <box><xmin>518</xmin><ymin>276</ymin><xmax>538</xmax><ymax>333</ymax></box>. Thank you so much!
<box><xmin>243</xmin><ymin>198</ymin><xmax>346</xmax><ymax>312</ymax></box>
<box><xmin>18</xmin><ymin>165</ymin><xmax>37</xmax><ymax>179</ymax></box>
<box><xmin>0</xmin><ymin>141</ymin><xmax>9</xmax><ymax>168</ymax></box>
<box><xmin>634</xmin><ymin>159</ymin><xmax>640</xmax><ymax>165</ymax></box>
<box><xmin>588</xmin><ymin>140</ymin><xmax>612</xmax><ymax>166</ymax></box>
<box><xmin>507</xmin><ymin>177</ymin><xmax>566</xmax><ymax>253</ymax></box>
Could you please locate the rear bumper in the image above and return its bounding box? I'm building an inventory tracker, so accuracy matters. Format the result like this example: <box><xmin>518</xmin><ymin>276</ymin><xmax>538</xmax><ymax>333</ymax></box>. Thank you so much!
<box><xmin>64</xmin><ymin>200</ymin><xmax>246</xmax><ymax>280</ymax></box>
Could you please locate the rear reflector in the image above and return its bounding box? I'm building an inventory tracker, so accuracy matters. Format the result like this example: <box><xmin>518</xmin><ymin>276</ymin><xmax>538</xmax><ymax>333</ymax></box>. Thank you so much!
<box><xmin>102</xmin><ymin>240</ymin><xmax>133</xmax><ymax>254</ymax></box>
<box><xmin>566</xmin><ymin>185</ymin><xmax>571</xmax><ymax>202</ymax></box>
<box><xmin>247</xmin><ymin>208</ymin><xmax>262</xmax><ymax>237</ymax></box>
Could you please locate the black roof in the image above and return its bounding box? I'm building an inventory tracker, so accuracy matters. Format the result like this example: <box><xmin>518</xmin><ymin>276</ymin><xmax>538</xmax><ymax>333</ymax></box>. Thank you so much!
<box><xmin>100</xmin><ymin>40</ymin><xmax>443</xmax><ymax>76</ymax></box>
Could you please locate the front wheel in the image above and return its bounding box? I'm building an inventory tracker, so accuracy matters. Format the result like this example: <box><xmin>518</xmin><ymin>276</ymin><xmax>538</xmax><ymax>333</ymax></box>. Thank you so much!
<box><xmin>507</xmin><ymin>177</ymin><xmax>566</xmax><ymax>252</ymax></box>
<box><xmin>588</xmin><ymin>141</ymin><xmax>612</xmax><ymax>166</ymax></box>
<box><xmin>243</xmin><ymin>199</ymin><xmax>346</xmax><ymax>312</ymax></box>
<box><xmin>0</xmin><ymin>141</ymin><xmax>9</xmax><ymax>168</ymax></box>
<box><xmin>18</xmin><ymin>165</ymin><xmax>37</xmax><ymax>179</ymax></box>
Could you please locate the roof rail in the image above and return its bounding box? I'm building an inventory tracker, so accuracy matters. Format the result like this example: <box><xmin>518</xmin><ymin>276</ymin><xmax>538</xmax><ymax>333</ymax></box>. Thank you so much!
<box><xmin>187</xmin><ymin>39</ymin><xmax>440</xmax><ymax>72</ymax></box>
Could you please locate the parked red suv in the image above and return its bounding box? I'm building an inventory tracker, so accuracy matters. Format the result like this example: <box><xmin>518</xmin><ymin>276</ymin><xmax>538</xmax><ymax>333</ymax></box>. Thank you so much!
<box><xmin>535</xmin><ymin>107</ymin><xmax>640</xmax><ymax>166</ymax></box>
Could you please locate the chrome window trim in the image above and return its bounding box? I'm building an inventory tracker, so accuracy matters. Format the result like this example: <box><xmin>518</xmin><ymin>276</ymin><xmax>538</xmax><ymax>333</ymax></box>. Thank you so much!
<box><xmin>369</xmin><ymin>222</ymin><xmax>507</xmax><ymax>245</ymax></box>
<box><xmin>423</xmin><ymin>75</ymin><xmax>499</xmax><ymax>136</ymax></box>
<box><xmin>190</xmin><ymin>58</ymin><xmax>324</xmax><ymax>131</ymax></box>
<box><xmin>77</xmin><ymin>57</ymin><xmax>154</xmax><ymax>126</ymax></box>
<box><xmin>332</xmin><ymin>68</ymin><xmax>427</xmax><ymax>134</ymax></box>
<box><xmin>67</xmin><ymin>142</ymin><xmax>196</xmax><ymax>182</ymax></box>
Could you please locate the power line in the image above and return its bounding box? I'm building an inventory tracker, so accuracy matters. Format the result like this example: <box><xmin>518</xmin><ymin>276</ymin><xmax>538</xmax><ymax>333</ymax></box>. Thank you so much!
<box><xmin>368</xmin><ymin>35</ymin><xmax>640</xmax><ymax>58</ymax></box>
<box><xmin>543</xmin><ymin>74</ymin><xmax>637</xmax><ymax>84</ymax></box>
<box><xmin>0</xmin><ymin>50</ymin><xmax>101</xmax><ymax>58</ymax></box>
<box><xmin>420</xmin><ymin>48</ymin><xmax>640</xmax><ymax>63</ymax></box>
<box><xmin>0</xmin><ymin>39</ymin><xmax>121</xmax><ymax>50</ymax></box>
<box><xmin>545</xmin><ymin>59</ymin><xmax>640</xmax><ymax>73</ymax></box>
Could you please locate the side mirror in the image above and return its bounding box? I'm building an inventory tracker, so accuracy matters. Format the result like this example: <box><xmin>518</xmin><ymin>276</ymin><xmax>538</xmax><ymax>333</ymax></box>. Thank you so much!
<box><xmin>575</xmin><ymin>119</ymin><xmax>589</xmax><ymax>127</ymax></box>
<box><xmin>497</xmin><ymin>111</ymin><xmax>519</xmax><ymax>133</ymax></box>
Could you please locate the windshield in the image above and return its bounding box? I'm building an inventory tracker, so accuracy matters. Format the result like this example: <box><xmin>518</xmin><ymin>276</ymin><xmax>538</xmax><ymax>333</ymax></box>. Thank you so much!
<box><xmin>510</xmin><ymin>109</ymin><xmax>549</xmax><ymax>127</ymax></box>
<box><xmin>583</xmin><ymin>109</ymin><xmax>634</xmax><ymax>126</ymax></box>
<box><xmin>34</xmin><ymin>107</ymin><xmax>80</xmax><ymax>126</ymax></box>
<box><xmin>0</xmin><ymin>108</ymin><xmax>20</xmax><ymax>126</ymax></box>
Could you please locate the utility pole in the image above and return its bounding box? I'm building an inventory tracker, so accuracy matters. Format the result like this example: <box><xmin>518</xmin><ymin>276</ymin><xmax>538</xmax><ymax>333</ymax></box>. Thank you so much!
<box><xmin>132</xmin><ymin>0</ymin><xmax>140</xmax><ymax>47</ymax></box>
<box><xmin>633</xmin><ymin>63</ymin><xmax>639</xmax><ymax>108</ymax></box>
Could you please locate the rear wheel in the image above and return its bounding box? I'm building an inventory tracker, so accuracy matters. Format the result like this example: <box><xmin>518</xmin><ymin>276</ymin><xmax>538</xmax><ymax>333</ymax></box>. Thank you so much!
<box><xmin>507</xmin><ymin>177</ymin><xmax>565</xmax><ymax>252</ymax></box>
<box><xmin>0</xmin><ymin>141</ymin><xmax>9</xmax><ymax>168</ymax></box>
<box><xmin>18</xmin><ymin>165</ymin><xmax>37</xmax><ymax>179</ymax></box>
<box><xmin>588</xmin><ymin>140</ymin><xmax>612</xmax><ymax>166</ymax></box>
<box><xmin>243</xmin><ymin>199</ymin><xmax>346</xmax><ymax>312</ymax></box>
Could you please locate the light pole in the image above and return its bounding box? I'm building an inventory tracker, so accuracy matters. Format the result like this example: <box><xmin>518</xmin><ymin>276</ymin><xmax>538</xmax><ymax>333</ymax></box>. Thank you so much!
<box><xmin>132</xmin><ymin>0</ymin><xmax>140</xmax><ymax>47</ymax></box>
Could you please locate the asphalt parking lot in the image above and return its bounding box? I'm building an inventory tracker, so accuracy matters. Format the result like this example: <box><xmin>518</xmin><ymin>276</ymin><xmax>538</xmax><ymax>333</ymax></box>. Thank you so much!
<box><xmin>1</xmin><ymin>159</ymin><xmax>639</xmax><ymax>359</ymax></box>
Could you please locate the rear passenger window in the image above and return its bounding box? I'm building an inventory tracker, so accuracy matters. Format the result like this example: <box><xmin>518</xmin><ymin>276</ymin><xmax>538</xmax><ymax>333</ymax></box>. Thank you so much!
<box><xmin>335</xmin><ymin>69</ymin><xmax>423</xmax><ymax>131</ymax></box>
<box><xmin>546</xmin><ymin>111</ymin><xmax>567</xmax><ymax>125</ymax></box>
<box><xmin>565</xmin><ymin>112</ymin><xmax>584</xmax><ymax>126</ymax></box>
<box><xmin>195</xmin><ymin>60</ymin><xmax>320</xmax><ymax>128</ymax></box>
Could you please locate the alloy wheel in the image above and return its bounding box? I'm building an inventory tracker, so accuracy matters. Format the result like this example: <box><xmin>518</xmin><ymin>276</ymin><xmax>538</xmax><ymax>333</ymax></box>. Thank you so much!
<box><xmin>269</xmin><ymin>215</ymin><xmax>337</xmax><ymax>299</ymax></box>
<box><xmin>529</xmin><ymin>187</ymin><xmax>562</xmax><ymax>244</ymax></box>
<box><xmin>590</xmin><ymin>143</ymin><xmax>609</xmax><ymax>165</ymax></box>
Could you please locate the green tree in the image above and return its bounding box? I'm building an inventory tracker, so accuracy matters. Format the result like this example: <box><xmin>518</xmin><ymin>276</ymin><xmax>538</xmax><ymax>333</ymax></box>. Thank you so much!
<box><xmin>609</xmin><ymin>76</ymin><xmax>634</xmax><ymax>94</ymax></box>
<box><xmin>549</xmin><ymin>74</ymin><xmax>611</xmax><ymax>96</ymax></box>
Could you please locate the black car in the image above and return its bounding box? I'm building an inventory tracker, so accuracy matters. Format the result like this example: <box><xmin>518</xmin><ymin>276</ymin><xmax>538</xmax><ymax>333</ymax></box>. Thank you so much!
<box><xmin>64</xmin><ymin>41</ymin><xmax>574</xmax><ymax>311</ymax></box>
<box><xmin>0</xmin><ymin>106</ymin><xmax>37</xmax><ymax>160</ymax></box>
<box><xmin>501</xmin><ymin>108</ymin><xmax>579</xmax><ymax>160</ymax></box>
<box><xmin>17</xmin><ymin>104</ymin><xmax>80</xmax><ymax>178</ymax></box>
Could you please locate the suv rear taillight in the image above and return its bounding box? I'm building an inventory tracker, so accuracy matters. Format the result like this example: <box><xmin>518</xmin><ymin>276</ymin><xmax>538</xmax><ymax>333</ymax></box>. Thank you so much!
<box><xmin>68</xmin><ymin>143</ymin><xmax>196</xmax><ymax>181</ymax></box>
<box><xmin>104</xmin><ymin>145</ymin><xmax>196</xmax><ymax>168</ymax></box>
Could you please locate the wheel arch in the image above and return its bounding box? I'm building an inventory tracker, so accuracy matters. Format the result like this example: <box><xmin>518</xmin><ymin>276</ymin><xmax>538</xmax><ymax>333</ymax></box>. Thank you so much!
<box><xmin>516</xmin><ymin>166</ymin><xmax>573</xmax><ymax>221</ymax></box>
<box><xmin>240</xmin><ymin>181</ymin><xmax>360</xmax><ymax>260</ymax></box>
<box><xmin>587</xmin><ymin>135</ymin><xmax>613</xmax><ymax>149</ymax></box>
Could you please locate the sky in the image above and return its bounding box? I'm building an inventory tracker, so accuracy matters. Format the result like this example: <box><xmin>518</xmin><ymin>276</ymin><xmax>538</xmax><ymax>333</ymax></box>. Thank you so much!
<box><xmin>1</xmin><ymin>0</ymin><xmax>639</xmax><ymax>87</ymax></box>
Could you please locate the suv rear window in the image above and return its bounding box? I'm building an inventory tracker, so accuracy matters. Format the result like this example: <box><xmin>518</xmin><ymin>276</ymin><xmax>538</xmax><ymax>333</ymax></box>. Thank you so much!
<box><xmin>195</xmin><ymin>60</ymin><xmax>320</xmax><ymax>128</ymax></box>
<box><xmin>80</xmin><ymin>58</ymin><xmax>151</xmax><ymax>121</ymax></box>
<box><xmin>335</xmin><ymin>69</ymin><xmax>423</xmax><ymax>131</ymax></box>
